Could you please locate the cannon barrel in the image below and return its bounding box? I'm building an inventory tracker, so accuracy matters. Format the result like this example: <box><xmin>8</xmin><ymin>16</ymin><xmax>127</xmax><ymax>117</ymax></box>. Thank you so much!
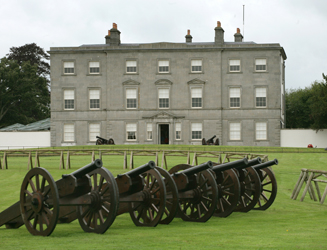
<box><xmin>246</xmin><ymin>157</ymin><xmax>262</xmax><ymax>167</ymax></box>
<box><xmin>62</xmin><ymin>159</ymin><xmax>102</xmax><ymax>179</ymax></box>
<box><xmin>207</xmin><ymin>135</ymin><xmax>216</xmax><ymax>143</ymax></box>
<box><xmin>96</xmin><ymin>136</ymin><xmax>106</xmax><ymax>140</ymax></box>
<box><xmin>175</xmin><ymin>161</ymin><xmax>213</xmax><ymax>177</ymax></box>
<box><xmin>118</xmin><ymin>161</ymin><xmax>156</xmax><ymax>178</ymax></box>
<box><xmin>211</xmin><ymin>158</ymin><xmax>248</xmax><ymax>173</ymax></box>
<box><xmin>253</xmin><ymin>159</ymin><xmax>278</xmax><ymax>170</ymax></box>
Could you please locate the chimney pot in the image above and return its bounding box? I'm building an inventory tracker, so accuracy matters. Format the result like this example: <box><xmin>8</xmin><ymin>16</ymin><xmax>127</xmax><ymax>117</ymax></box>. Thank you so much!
<box><xmin>113</xmin><ymin>23</ymin><xmax>117</xmax><ymax>29</ymax></box>
<box><xmin>187</xmin><ymin>29</ymin><xmax>190</xmax><ymax>35</ymax></box>
<box><xmin>237</xmin><ymin>28</ymin><xmax>240</xmax><ymax>34</ymax></box>
<box><xmin>217</xmin><ymin>21</ymin><xmax>221</xmax><ymax>27</ymax></box>
<box><xmin>185</xmin><ymin>29</ymin><xmax>193</xmax><ymax>43</ymax></box>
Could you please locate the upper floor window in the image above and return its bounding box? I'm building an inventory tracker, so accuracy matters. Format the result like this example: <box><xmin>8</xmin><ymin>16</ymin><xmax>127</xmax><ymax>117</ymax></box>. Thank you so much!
<box><xmin>255</xmin><ymin>59</ymin><xmax>267</xmax><ymax>71</ymax></box>
<box><xmin>63</xmin><ymin>124</ymin><xmax>74</xmax><ymax>142</ymax></box>
<box><xmin>230</xmin><ymin>87</ymin><xmax>241</xmax><ymax>108</ymax></box>
<box><xmin>230</xmin><ymin>122</ymin><xmax>241</xmax><ymax>140</ymax></box>
<box><xmin>64</xmin><ymin>89</ymin><xmax>74</xmax><ymax>110</ymax></box>
<box><xmin>126</xmin><ymin>60</ymin><xmax>137</xmax><ymax>73</ymax></box>
<box><xmin>89</xmin><ymin>89</ymin><xmax>100</xmax><ymax>109</ymax></box>
<box><xmin>191</xmin><ymin>60</ymin><xmax>202</xmax><ymax>73</ymax></box>
<box><xmin>89</xmin><ymin>62</ymin><xmax>100</xmax><ymax>74</ymax></box>
<box><xmin>64</xmin><ymin>62</ymin><xmax>75</xmax><ymax>74</ymax></box>
<box><xmin>158</xmin><ymin>88</ymin><xmax>169</xmax><ymax>109</ymax></box>
<box><xmin>175</xmin><ymin>123</ymin><xmax>181</xmax><ymax>140</ymax></box>
<box><xmin>191</xmin><ymin>87</ymin><xmax>202</xmax><ymax>108</ymax></box>
<box><xmin>147</xmin><ymin>123</ymin><xmax>153</xmax><ymax>140</ymax></box>
<box><xmin>229</xmin><ymin>59</ymin><xmax>240</xmax><ymax>72</ymax></box>
<box><xmin>158</xmin><ymin>60</ymin><xmax>169</xmax><ymax>73</ymax></box>
<box><xmin>89</xmin><ymin>123</ymin><xmax>100</xmax><ymax>141</ymax></box>
<box><xmin>126</xmin><ymin>88</ymin><xmax>137</xmax><ymax>109</ymax></box>
<box><xmin>126</xmin><ymin>123</ymin><xmax>137</xmax><ymax>141</ymax></box>
<box><xmin>191</xmin><ymin>123</ymin><xmax>202</xmax><ymax>140</ymax></box>
<box><xmin>256</xmin><ymin>122</ymin><xmax>267</xmax><ymax>140</ymax></box>
<box><xmin>256</xmin><ymin>87</ymin><xmax>267</xmax><ymax>108</ymax></box>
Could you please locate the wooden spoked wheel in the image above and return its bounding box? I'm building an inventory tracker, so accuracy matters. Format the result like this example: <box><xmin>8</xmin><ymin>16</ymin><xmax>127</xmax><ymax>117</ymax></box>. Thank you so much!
<box><xmin>20</xmin><ymin>167</ymin><xmax>59</xmax><ymax>236</ymax></box>
<box><xmin>169</xmin><ymin>164</ymin><xmax>218</xmax><ymax>222</ymax></box>
<box><xmin>155</xmin><ymin>167</ymin><xmax>179</xmax><ymax>225</ymax></box>
<box><xmin>253</xmin><ymin>167</ymin><xmax>277</xmax><ymax>210</ymax></box>
<box><xmin>234</xmin><ymin>167</ymin><xmax>262</xmax><ymax>212</ymax></box>
<box><xmin>212</xmin><ymin>169</ymin><xmax>241</xmax><ymax>218</ymax></box>
<box><xmin>77</xmin><ymin>167</ymin><xmax>119</xmax><ymax>234</ymax></box>
<box><xmin>129</xmin><ymin>169</ymin><xmax>166</xmax><ymax>227</ymax></box>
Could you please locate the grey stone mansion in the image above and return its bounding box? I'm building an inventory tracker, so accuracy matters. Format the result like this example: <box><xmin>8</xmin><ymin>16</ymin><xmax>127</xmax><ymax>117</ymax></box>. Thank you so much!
<box><xmin>49</xmin><ymin>22</ymin><xmax>286</xmax><ymax>147</ymax></box>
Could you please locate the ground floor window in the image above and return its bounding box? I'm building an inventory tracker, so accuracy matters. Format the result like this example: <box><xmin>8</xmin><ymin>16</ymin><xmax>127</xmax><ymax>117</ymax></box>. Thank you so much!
<box><xmin>175</xmin><ymin>123</ymin><xmax>181</xmax><ymax>140</ymax></box>
<box><xmin>64</xmin><ymin>124</ymin><xmax>74</xmax><ymax>141</ymax></box>
<box><xmin>256</xmin><ymin>122</ymin><xmax>267</xmax><ymax>140</ymax></box>
<box><xmin>89</xmin><ymin>123</ymin><xmax>100</xmax><ymax>141</ymax></box>
<box><xmin>126</xmin><ymin>123</ymin><xmax>137</xmax><ymax>141</ymax></box>
<box><xmin>147</xmin><ymin>123</ymin><xmax>153</xmax><ymax>140</ymax></box>
<box><xmin>230</xmin><ymin>122</ymin><xmax>241</xmax><ymax>140</ymax></box>
<box><xmin>191</xmin><ymin>123</ymin><xmax>202</xmax><ymax>140</ymax></box>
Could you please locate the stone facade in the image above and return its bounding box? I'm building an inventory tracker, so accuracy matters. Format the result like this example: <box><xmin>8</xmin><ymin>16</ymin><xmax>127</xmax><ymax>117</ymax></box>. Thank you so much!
<box><xmin>49</xmin><ymin>22</ymin><xmax>286</xmax><ymax>147</ymax></box>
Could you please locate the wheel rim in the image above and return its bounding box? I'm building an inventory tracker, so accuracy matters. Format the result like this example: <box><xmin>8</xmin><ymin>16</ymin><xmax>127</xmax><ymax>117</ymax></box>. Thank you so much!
<box><xmin>213</xmin><ymin>169</ymin><xmax>241</xmax><ymax>217</ymax></box>
<box><xmin>155</xmin><ymin>167</ymin><xmax>178</xmax><ymax>225</ymax></box>
<box><xmin>77</xmin><ymin>167</ymin><xmax>119</xmax><ymax>234</ymax></box>
<box><xmin>20</xmin><ymin>168</ymin><xmax>59</xmax><ymax>236</ymax></box>
<box><xmin>253</xmin><ymin>167</ymin><xmax>277</xmax><ymax>210</ymax></box>
<box><xmin>235</xmin><ymin>167</ymin><xmax>261</xmax><ymax>212</ymax></box>
<box><xmin>129</xmin><ymin>169</ymin><xmax>166</xmax><ymax>227</ymax></box>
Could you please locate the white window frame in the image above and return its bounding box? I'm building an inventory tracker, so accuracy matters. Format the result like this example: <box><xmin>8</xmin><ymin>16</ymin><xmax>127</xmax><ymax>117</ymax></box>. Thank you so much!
<box><xmin>255</xmin><ymin>87</ymin><xmax>267</xmax><ymax>108</ymax></box>
<box><xmin>89</xmin><ymin>61</ymin><xmax>100</xmax><ymax>74</ymax></box>
<box><xmin>229</xmin><ymin>59</ymin><xmax>241</xmax><ymax>72</ymax></box>
<box><xmin>146</xmin><ymin>123</ymin><xmax>153</xmax><ymax>140</ymax></box>
<box><xmin>191</xmin><ymin>59</ymin><xmax>202</xmax><ymax>73</ymax></box>
<box><xmin>126</xmin><ymin>88</ymin><xmax>137</xmax><ymax>109</ymax></box>
<box><xmin>126</xmin><ymin>60</ymin><xmax>137</xmax><ymax>74</ymax></box>
<box><xmin>230</xmin><ymin>122</ymin><xmax>241</xmax><ymax>140</ymax></box>
<box><xmin>64</xmin><ymin>89</ymin><xmax>75</xmax><ymax>110</ymax></box>
<box><xmin>191</xmin><ymin>87</ymin><xmax>202</xmax><ymax>108</ymax></box>
<box><xmin>126</xmin><ymin>123</ymin><xmax>137</xmax><ymax>141</ymax></box>
<box><xmin>255</xmin><ymin>58</ymin><xmax>267</xmax><ymax>72</ymax></box>
<box><xmin>89</xmin><ymin>123</ymin><xmax>100</xmax><ymax>142</ymax></box>
<box><xmin>158</xmin><ymin>60</ymin><xmax>169</xmax><ymax>73</ymax></box>
<box><xmin>191</xmin><ymin>123</ymin><xmax>202</xmax><ymax>140</ymax></box>
<box><xmin>63</xmin><ymin>61</ymin><xmax>75</xmax><ymax>75</ymax></box>
<box><xmin>89</xmin><ymin>89</ymin><xmax>100</xmax><ymax>110</ymax></box>
<box><xmin>256</xmin><ymin>122</ymin><xmax>267</xmax><ymax>140</ymax></box>
<box><xmin>229</xmin><ymin>87</ymin><xmax>241</xmax><ymax>108</ymax></box>
<box><xmin>175</xmin><ymin>123</ymin><xmax>181</xmax><ymax>140</ymax></box>
<box><xmin>63</xmin><ymin>123</ymin><xmax>74</xmax><ymax>142</ymax></box>
<box><xmin>158</xmin><ymin>88</ymin><xmax>170</xmax><ymax>109</ymax></box>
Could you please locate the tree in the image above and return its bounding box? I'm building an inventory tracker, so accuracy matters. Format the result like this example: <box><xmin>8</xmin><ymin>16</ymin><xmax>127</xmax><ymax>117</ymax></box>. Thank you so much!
<box><xmin>6</xmin><ymin>43</ymin><xmax>50</xmax><ymax>83</ymax></box>
<box><xmin>0</xmin><ymin>58</ymin><xmax>50</xmax><ymax>127</ymax></box>
<box><xmin>308</xmin><ymin>74</ymin><xmax>327</xmax><ymax>130</ymax></box>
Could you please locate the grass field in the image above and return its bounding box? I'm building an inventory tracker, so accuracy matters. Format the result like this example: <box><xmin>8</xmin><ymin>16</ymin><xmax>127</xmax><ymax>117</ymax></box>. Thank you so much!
<box><xmin>0</xmin><ymin>146</ymin><xmax>327</xmax><ymax>249</ymax></box>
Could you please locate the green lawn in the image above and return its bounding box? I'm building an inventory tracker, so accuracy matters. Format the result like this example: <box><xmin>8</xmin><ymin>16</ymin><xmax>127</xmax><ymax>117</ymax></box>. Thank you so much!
<box><xmin>0</xmin><ymin>146</ymin><xmax>327</xmax><ymax>249</ymax></box>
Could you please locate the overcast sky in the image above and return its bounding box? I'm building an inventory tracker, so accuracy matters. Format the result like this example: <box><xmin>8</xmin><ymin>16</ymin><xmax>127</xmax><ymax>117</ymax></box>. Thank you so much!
<box><xmin>1</xmin><ymin>0</ymin><xmax>326</xmax><ymax>89</ymax></box>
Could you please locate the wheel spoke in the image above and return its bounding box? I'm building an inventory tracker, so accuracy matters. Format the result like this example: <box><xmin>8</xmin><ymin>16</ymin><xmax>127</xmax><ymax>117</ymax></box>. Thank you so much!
<box><xmin>244</xmin><ymin>193</ymin><xmax>253</xmax><ymax>201</ymax></box>
<box><xmin>222</xmin><ymin>196</ymin><xmax>231</xmax><ymax>206</ymax></box>
<box><xmin>200</xmin><ymin>201</ymin><xmax>209</xmax><ymax>212</ymax></box>
<box><xmin>98</xmin><ymin>176</ymin><xmax>105</xmax><ymax>191</ymax></box>
<box><xmin>35</xmin><ymin>174</ymin><xmax>40</xmax><ymax>191</ymax></box>
<box><xmin>81</xmin><ymin>206</ymin><xmax>92</xmax><ymax>218</ymax></box>
<box><xmin>40</xmin><ymin>176</ymin><xmax>46</xmax><ymax>192</ymax></box>
<box><xmin>261</xmin><ymin>193</ymin><xmax>269</xmax><ymax>202</ymax></box>
<box><xmin>262</xmin><ymin>181</ymin><xmax>272</xmax><ymax>186</ymax></box>
<box><xmin>28</xmin><ymin>179</ymin><xmax>37</xmax><ymax>193</ymax></box>
<box><xmin>93</xmin><ymin>174</ymin><xmax>98</xmax><ymax>190</ymax></box>
<box><xmin>151</xmin><ymin>203</ymin><xmax>159</xmax><ymax>213</ymax></box>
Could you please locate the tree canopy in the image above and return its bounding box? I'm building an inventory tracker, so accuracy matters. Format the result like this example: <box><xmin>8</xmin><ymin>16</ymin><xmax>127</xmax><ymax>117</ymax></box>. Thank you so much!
<box><xmin>286</xmin><ymin>74</ymin><xmax>327</xmax><ymax>130</ymax></box>
<box><xmin>0</xmin><ymin>44</ymin><xmax>50</xmax><ymax>128</ymax></box>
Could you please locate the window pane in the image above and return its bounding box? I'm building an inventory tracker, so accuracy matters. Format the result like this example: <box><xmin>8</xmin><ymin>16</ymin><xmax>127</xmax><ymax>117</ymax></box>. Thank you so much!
<box><xmin>64</xmin><ymin>90</ymin><xmax>74</xmax><ymax>109</ymax></box>
<box><xmin>191</xmin><ymin>88</ymin><xmax>202</xmax><ymax>98</ymax></box>
<box><xmin>126</xmin><ymin>89</ymin><xmax>136</xmax><ymax>98</ymax></box>
<box><xmin>89</xmin><ymin>90</ymin><xmax>100</xmax><ymax>99</ymax></box>
<box><xmin>126</xmin><ymin>123</ymin><xmax>137</xmax><ymax>140</ymax></box>
<box><xmin>192</xmin><ymin>123</ymin><xmax>202</xmax><ymax>139</ymax></box>
<box><xmin>64</xmin><ymin>62</ymin><xmax>74</xmax><ymax>74</ymax></box>
<box><xmin>89</xmin><ymin>62</ymin><xmax>100</xmax><ymax>73</ymax></box>
<box><xmin>256</xmin><ymin>88</ymin><xmax>266</xmax><ymax>97</ymax></box>
<box><xmin>230</xmin><ymin>123</ymin><xmax>241</xmax><ymax>140</ymax></box>
<box><xmin>256</xmin><ymin>122</ymin><xmax>267</xmax><ymax>140</ymax></box>
<box><xmin>126</xmin><ymin>61</ymin><xmax>137</xmax><ymax>73</ymax></box>
<box><xmin>175</xmin><ymin>123</ymin><xmax>181</xmax><ymax>140</ymax></box>
<box><xmin>229</xmin><ymin>60</ymin><xmax>240</xmax><ymax>72</ymax></box>
<box><xmin>64</xmin><ymin>124</ymin><xmax>74</xmax><ymax>141</ymax></box>
<box><xmin>255</xmin><ymin>59</ymin><xmax>266</xmax><ymax>71</ymax></box>
<box><xmin>89</xmin><ymin>123</ymin><xmax>100</xmax><ymax>141</ymax></box>
<box><xmin>230</xmin><ymin>98</ymin><xmax>240</xmax><ymax>107</ymax></box>
<box><xmin>192</xmin><ymin>98</ymin><xmax>202</xmax><ymax>108</ymax></box>
<box><xmin>89</xmin><ymin>90</ymin><xmax>100</xmax><ymax>109</ymax></box>
<box><xmin>191</xmin><ymin>60</ymin><xmax>202</xmax><ymax>72</ymax></box>
<box><xmin>230</xmin><ymin>88</ymin><xmax>240</xmax><ymax>97</ymax></box>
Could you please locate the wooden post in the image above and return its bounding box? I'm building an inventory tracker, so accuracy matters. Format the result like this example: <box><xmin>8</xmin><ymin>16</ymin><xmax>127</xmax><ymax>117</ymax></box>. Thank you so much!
<box><xmin>192</xmin><ymin>152</ymin><xmax>197</xmax><ymax>166</ymax></box>
<box><xmin>161</xmin><ymin>151</ymin><xmax>165</xmax><ymax>168</ymax></box>
<box><xmin>321</xmin><ymin>185</ymin><xmax>327</xmax><ymax>204</ymax></box>
<box><xmin>187</xmin><ymin>151</ymin><xmax>190</xmax><ymax>164</ymax></box>
<box><xmin>155</xmin><ymin>152</ymin><xmax>159</xmax><ymax>166</ymax></box>
<box><xmin>92</xmin><ymin>151</ymin><xmax>95</xmax><ymax>161</ymax></box>
<box><xmin>293</xmin><ymin>169</ymin><xmax>308</xmax><ymax>200</ymax></box>
<box><xmin>291</xmin><ymin>170</ymin><xmax>305</xmax><ymax>199</ymax></box>
<box><xmin>314</xmin><ymin>181</ymin><xmax>322</xmax><ymax>202</ymax></box>
<box><xmin>300</xmin><ymin>171</ymin><xmax>315</xmax><ymax>201</ymax></box>
<box><xmin>66</xmin><ymin>151</ymin><xmax>71</xmax><ymax>170</ymax></box>
<box><xmin>3</xmin><ymin>152</ymin><xmax>8</xmax><ymax>169</ymax></box>
<box><xmin>99</xmin><ymin>150</ymin><xmax>102</xmax><ymax>161</ymax></box>
<box><xmin>59</xmin><ymin>151</ymin><xmax>65</xmax><ymax>170</ymax></box>
<box><xmin>130</xmin><ymin>151</ymin><xmax>134</xmax><ymax>169</ymax></box>
<box><xmin>34</xmin><ymin>151</ymin><xmax>40</xmax><ymax>168</ymax></box>
<box><xmin>123</xmin><ymin>151</ymin><xmax>127</xmax><ymax>169</ymax></box>
<box><xmin>27</xmin><ymin>152</ymin><xmax>33</xmax><ymax>170</ymax></box>
<box><xmin>0</xmin><ymin>154</ymin><xmax>2</xmax><ymax>170</ymax></box>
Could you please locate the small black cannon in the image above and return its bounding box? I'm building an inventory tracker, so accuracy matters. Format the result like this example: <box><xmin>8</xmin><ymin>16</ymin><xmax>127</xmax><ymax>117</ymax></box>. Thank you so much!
<box><xmin>202</xmin><ymin>135</ymin><xmax>219</xmax><ymax>145</ymax></box>
<box><xmin>0</xmin><ymin>160</ymin><xmax>119</xmax><ymax>236</ymax></box>
<box><xmin>96</xmin><ymin>136</ymin><xmax>115</xmax><ymax>145</ymax></box>
<box><xmin>162</xmin><ymin>161</ymin><xmax>219</xmax><ymax>223</ymax></box>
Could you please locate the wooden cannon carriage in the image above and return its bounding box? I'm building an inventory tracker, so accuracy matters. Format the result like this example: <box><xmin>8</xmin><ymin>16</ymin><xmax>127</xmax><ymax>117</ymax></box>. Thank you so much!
<box><xmin>0</xmin><ymin>159</ymin><xmax>119</xmax><ymax>236</ymax></box>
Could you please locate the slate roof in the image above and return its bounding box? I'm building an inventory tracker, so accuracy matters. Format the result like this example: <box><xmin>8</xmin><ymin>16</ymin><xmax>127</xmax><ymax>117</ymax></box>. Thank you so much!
<box><xmin>0</xmin><ymin>118</ymin><xmax>50</xmax><ymax>131</ymax></box>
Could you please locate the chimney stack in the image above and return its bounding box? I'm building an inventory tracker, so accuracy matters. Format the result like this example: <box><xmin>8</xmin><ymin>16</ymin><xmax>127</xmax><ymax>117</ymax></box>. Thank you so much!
<box><xmin>109</xmin><ymin>23</ymin><xmax>121</xmax><ymax>46</ymax></box>
<box><xmin>214</xmin><ymin>21</ymin><xmax>224</xmax><ymax>45</ymax></box>
<box><xmin>185</xmin><ymin>29</ymin><xmax>193</xmax><ymax>43</ymax></box>
<box><xmin>105</xmin><ymin>30</ymin><xmax>111</xmax><ymax>44</ymax></box>
<box><xmin>234</xmin><ymin>28</ymin><xmax>243</xmax><ymax>42</ymax></box>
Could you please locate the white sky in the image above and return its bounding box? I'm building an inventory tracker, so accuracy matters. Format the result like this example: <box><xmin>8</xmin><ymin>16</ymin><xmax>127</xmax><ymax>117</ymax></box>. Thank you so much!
<box><xmin>1</xmin><ymin>0</ymin><xmax>326</xmax><ymax>89</ymax></box>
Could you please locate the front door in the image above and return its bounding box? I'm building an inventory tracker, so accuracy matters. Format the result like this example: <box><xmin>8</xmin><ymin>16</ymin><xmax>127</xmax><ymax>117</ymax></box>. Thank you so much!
<box><xmin>159</xmin><ymin>124</ymin><xmax>169</xmax><ymax>144</ymax></box>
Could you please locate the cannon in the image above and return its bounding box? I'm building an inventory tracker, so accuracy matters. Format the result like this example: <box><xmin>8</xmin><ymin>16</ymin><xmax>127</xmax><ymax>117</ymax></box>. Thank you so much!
<box><xmin>114</xmin><ymin>161</ymin><xmax>167</xmax><ymax>227</ymax></box>
<box><xmin>0</xmin><ymin>159</ymin><xmax>119</xmax><ymax>236</ymax></box>
<box><xmin>202</xmin><ymin>135</ymin><xmax>219</xmax><ymax>145</ymax></box>
<box><xmin>96</xmin><ymin>136</ymin><xmax>115</xmax><ymax>145</ymax></box>
<box><xmin>252</xmin><ymin>159</ymin><xmax>278</xmax><ymax>210</ymax></box>
<box><xmin>162</xmin><ymin>161</ymin><xmax>219</xmax><ymax>223</ymax></box>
